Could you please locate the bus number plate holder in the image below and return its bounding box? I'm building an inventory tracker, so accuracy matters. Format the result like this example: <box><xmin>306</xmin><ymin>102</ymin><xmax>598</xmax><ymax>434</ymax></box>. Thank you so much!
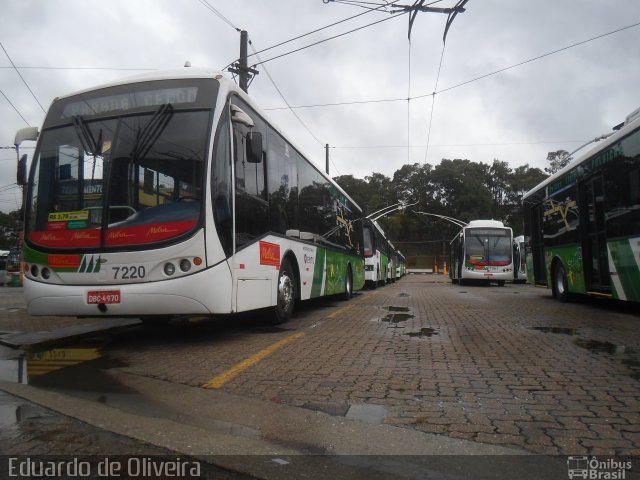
<box><xmin>87</xmin><ymin>290</ymin><xmax>121</xmax><ymax>304</ymax></box>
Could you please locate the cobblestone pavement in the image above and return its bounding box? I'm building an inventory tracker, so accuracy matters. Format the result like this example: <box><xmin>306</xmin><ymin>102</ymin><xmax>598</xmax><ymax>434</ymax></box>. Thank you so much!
<box><xmin>102</xmin><ymin>276</ymin><xmax>640</xmax><ymax>456</ymax></box>
<box><xmin>2</xmin><ymin>278</ymin><xmax>639</xmax><ymax>457</ymax></box>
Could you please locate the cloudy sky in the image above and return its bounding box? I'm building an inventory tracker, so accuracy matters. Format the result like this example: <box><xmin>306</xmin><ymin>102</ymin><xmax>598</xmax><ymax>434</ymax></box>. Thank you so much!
<box><xmin>1</xmin><ymin>0</ymin><xmax>639</xmax><ymax>212</ymax></box>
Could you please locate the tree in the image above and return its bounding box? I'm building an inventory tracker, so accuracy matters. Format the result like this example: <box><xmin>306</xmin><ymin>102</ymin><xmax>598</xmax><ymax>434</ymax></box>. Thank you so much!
<box><xmin>545</xmin><ymin>150</ymin><xmax>571</xmax><ymax>175</ymax></box>
<box><xmin>0</xmin><ymin>210</ymin><xmax>21</xmax><ymax>250</ymax></box>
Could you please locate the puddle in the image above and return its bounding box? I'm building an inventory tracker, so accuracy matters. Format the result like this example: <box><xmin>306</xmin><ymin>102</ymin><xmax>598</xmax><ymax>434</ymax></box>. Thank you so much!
<box><xmin>381</xmin><ymin>313</ymin><xmax>414</xmax><ymax>324</ymax></box>
<box><xmin>384</xmin><ymin>306</ymin><xmax>410</xmax><ymax>312</ymax></box>
<box><xmin>534</xmin><ymin>327</ymin><xmax>640</xmax><ymax>381</ymax></box>
<box><xmin>397</xmin><ymin>293</ymin><xmax>410</xmax><ymax>298</ymax></box>
<box><xmin>406</xmin><ymin>327</ymin><xmax>439</xmax><ymax>338</ymax></box>
<box><xmin>573</xmin><ymin>339</ymin><xmax>627</xmax><ymax>355</ymax></box>
<box><xmin>27</xmin><ymin>341</ymin><xmax>103</xmax><ymax>379</ymax></box>
<box><xmin>532</xmin><ymin>327</ymin><xmax>578</xmax><ymax>336</ymax></box>
<box><xmin>346</xmin><ymin>403</ymin><xmax>388</xmax><ymax>425</ymax></box>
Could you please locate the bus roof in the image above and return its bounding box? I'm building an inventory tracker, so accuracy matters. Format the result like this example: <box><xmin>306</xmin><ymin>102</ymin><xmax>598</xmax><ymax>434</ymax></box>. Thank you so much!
<box><xmin>51</xmin><ymin>68</ymin><xmax>363</xmax><ymax>214</ymax></box>
<box><xmin>467</xmin><ymin>220</ymin><xmax>505</xmax><ymax>228</ymax></box>
<box><xmin>522</xmin><ymin>107</ymin><xmax>640</xmax><ymax>201</ymax></box>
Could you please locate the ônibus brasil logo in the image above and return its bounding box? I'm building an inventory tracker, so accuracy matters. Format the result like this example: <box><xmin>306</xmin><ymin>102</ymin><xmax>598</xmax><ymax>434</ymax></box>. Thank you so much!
<box><xmin>567</xmin><ymin>456</ymin><xmax>632</xmax><ymax>479</ymax></box>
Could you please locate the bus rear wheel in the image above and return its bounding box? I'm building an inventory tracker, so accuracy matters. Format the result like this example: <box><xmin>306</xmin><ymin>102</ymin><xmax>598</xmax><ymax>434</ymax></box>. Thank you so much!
<box><xmin>553</xmin><ymin>263</ymin><xmax>570</xmax><ymax>302</ymax></box>
<box><xmin>273</xmin><ymin>259</ymin><xmax>296</xmax><ymax>324</ymax></box>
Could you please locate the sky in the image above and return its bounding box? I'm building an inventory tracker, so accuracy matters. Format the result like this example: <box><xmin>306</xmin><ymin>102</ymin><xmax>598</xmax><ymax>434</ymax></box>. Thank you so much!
<box><xmin>1</xmin><ymin>0</ymin><xmax>639</xmax><ymax>213</ymax></box>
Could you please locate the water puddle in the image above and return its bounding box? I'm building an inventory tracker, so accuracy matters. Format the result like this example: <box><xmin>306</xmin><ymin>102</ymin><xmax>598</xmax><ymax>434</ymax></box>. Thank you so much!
<box><xmin>381</xmin><ymin>313</ymin><xmax>414</xmax><ymax>324</ymax></box>
<box><xmin>384</xmin><ymin>306</ymin><xmax>410</xmax><ymax>312</ymax></box>
<box><xmin>532</xmin><ymin>326</ymin><xmax>578</xmax><ymax>336</ymax></box>
<box><xmin>533</xmin><ymin>327</ymin><xmax>640</xmax><ymax>380</ymax></box>
<box><xmin>346</xmin><ymin>403</ymin><xmax>388</xmax><ymax>425</ymax></box>
<box><xmin>27</xmin><ymin>342</ymin><xmax>102</xmax><ymax>378</ymax></box>
<box><xmin>406</xmin><ymin>327</ymin><xmax>439</xmax><ymax>338</ymax></box>
<box><xmin>397</xmin><ymin>293</ymin><xmax>410</xmax><ymax>298</ymax></box>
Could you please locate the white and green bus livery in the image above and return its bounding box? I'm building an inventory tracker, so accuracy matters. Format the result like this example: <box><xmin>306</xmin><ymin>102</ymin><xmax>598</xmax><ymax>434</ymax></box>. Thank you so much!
<box><xmin>523</xmin><ymin>106</ymin><xmax>640</xmax><ymax>303</ymax></box>
<box><xmin>16</xmin><ymin>69</ymin><xmax>365</xmax><ymax>323</ymax></box>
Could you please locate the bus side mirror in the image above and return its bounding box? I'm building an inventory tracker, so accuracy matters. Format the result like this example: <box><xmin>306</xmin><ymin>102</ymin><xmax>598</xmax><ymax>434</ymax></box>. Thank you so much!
<box><xmin>14</xmin><ymin>126</ymin><xmax>38</xmax><ymax>186</ymax></box>
<box><xmin>17</xmin><ymin>154</ymin><xmax>28</xmax><ymax>186</ymax></box>
<box><xmin>246</xmin><ymin>131</ymin><xmax>263</xmax><ymax>163</ymax></box>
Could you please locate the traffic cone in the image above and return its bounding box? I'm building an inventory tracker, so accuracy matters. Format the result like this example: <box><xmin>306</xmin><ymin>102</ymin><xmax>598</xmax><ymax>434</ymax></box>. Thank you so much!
<box><xmin>434</xmin><ymin>262</ymin><xmax>438</xmax><ymax>274</ymax></box>
<box><xmin>443</xmin><ymin>262</ymin><xmax>448</xmax><ymax>276</ymax></box>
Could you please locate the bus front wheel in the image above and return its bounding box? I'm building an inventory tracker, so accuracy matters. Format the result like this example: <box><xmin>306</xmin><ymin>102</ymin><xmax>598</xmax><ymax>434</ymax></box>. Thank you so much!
<box><xmin>553</xmin><ymin>263</ymin><xmax>570</xmax><ymax>303</ymax></box>
<box><xmin>273</xmin><ymin>259</ymin><xmax>296</xmax><ymax>323</ymax></box>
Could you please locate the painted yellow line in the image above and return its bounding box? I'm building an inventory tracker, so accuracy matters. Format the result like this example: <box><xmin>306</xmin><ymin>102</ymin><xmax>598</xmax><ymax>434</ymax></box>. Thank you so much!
<box><xmin>202</xmin><ymin>332</ymin><xmax>304</xmax><ymax>389</ymax></box>
<box><xmin>327</xmin><ymin>303</ymin><xmax>355</xmax><ymax>319</ymax></box>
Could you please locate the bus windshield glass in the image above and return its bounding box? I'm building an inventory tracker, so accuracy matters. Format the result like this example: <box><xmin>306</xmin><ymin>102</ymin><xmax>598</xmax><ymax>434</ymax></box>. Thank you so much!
<box><xmin>465</xmin><ymin>228</ymin><xmax>512</xmax><ymax>267</ymax></box>
<box><xmin>26</xmin><ymin>79</ymin><xmax>218</xmax><ymax>250</ymax></box>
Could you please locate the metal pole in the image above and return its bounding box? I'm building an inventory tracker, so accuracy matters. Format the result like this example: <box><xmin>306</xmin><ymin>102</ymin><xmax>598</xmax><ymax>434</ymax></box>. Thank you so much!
<box><xmin>239</xmin><ymin>30</ymin><xmax>249</xmax><ymax>93</ymax></box>
<box><xmin>325</xmin><ymin>144</ymin><xmax>329</xmax><ymax>175</ymax></box>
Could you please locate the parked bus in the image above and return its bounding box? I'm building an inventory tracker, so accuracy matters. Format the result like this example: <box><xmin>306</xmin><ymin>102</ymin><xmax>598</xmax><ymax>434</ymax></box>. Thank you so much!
<box><xmin>5</xmin><ymin>247</ymin><xmax>22</xmax><ymax>287</ymax></box>
<box><xmin>363</xmin><ymin>218</ymin><xmax>391</xmax><ymax>288</ymax></box>
<box><xmin>15</xmin><ymin>68</ymin><xmax>365</xmax><ymax>323</ymax></box>
<box><xmin>449</xmin><ymin>220</ymin><xmax>514</xmax><ymax>285</ymax></box>
<box><xmin>0</xmin><ymin>250</ymin><xmax>8</xmax><ymax>286</ymax></box>
<box><xmin>523</xmin><ymin>107</ymin><xmax>640</xmax><ymax>302</ymax></box>
<box><xmin>513</xmin><ymin>235</ymin><xmax>527</xmax><ymax>284</ymax></box>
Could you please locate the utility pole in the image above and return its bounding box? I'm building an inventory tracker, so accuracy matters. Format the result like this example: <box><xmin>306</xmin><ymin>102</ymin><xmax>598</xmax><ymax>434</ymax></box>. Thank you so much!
<box><xmin>325</xmin><ymin>144</ymin><xmax>330</xmax><ymax>175</ymax></box>
<box><xmin>228</xmin><ymin>30</ymin><xmax>259</xmax><ymax>94</ymax></box>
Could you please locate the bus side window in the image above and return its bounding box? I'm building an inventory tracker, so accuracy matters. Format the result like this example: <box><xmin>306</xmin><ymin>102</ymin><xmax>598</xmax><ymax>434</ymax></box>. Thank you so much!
<box><xmin>231</xmin><ymin>99</ymin><xmax>268</xmax><ymax>250</ymax></box>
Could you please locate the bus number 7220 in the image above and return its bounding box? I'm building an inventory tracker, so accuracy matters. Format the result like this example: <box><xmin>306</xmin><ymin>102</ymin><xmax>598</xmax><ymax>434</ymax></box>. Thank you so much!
<box><xmin>112</xmin><ymin>265</ymin><xmax>146</xmax><ymax>280</ymax></box>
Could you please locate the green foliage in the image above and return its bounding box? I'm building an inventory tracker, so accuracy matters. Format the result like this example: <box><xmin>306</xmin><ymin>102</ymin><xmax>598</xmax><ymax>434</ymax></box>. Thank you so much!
<box><xmin>0</xmin><ymin>210</ymin><xmax>21</xmax><ymax>250</ymax></box>
<box><xmin>335</xmin><ymin>159</ymin><xmax>548</xmax><ymax>242</ymax></box>
<box><xmin>545</xmin><ymin>150</ymin><xmax>571</xmax><ymax>174</ymax></box>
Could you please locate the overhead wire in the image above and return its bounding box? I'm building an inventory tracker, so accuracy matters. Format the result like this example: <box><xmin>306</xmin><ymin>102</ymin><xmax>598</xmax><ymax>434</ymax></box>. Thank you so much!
<box><xmin>1</xmin><ymin>42</ymin><xmax>46</xmax><ymax>114</ymax></box>
<box><xmin>0</xmin><ymin>87</ymin><xmax>30</xmax><ymax>125</ymax></box>
<box><xmin>262</xmin><ymin>20</ymin><xmax>640</xmax><ymax>111</ymax></box>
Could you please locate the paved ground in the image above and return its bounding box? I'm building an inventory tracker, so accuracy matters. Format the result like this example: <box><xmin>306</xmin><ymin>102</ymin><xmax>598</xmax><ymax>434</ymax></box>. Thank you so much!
<box><xmin>1</xmin><ymin>276</ymin><xmax>639</xmax><ymax>463</ymax></box>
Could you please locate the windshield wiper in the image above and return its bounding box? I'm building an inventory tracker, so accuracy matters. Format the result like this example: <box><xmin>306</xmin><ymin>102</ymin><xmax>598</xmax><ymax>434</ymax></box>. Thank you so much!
<box><xmin>72</xmin><ymin>116</ymin><xmax>103</xmax><ymax>157</ymax></box>
<box><xmin>130</xmin><ymin>103</ymin><xmax>174</xmax><ymax>162</ymax></box>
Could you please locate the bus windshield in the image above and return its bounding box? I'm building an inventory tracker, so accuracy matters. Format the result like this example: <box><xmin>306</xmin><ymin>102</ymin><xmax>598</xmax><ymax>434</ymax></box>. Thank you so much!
<box><xmin>465</xmin><ymin>228</ymin><xmax>512</xmax><ymax>267</ymax></box>
<box><xmin>26</xmin><ymin>79</ymin><xmax>217</xmax><ymax>250</ymax></box>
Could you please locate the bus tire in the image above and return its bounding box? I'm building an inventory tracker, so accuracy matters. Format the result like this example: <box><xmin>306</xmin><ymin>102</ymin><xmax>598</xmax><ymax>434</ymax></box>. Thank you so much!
<box><xmin>341</xmin><ymin>266</ymin><xmax>353</xmax><ymax>301</ymax></box>
<box><xmin>553</xmin><ymin>262</ymin><xmax>570</xmax><ymax>303</ymax></box>
<box><xmin>273</xmin><ymin>259</ymin><xmax>296</xmax><ymax>324</ymax></box>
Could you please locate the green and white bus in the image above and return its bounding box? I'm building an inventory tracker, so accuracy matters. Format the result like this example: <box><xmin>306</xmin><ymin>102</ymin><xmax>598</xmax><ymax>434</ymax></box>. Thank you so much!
<box><xmin>523</xmin><ymin>107</ymin><xmax>640</xmax><ymax>302</ymax></box>
<box><xmin>15</xmin><ymin>68</ymin><xmax>365</xmax><ymax>323</ymax></box>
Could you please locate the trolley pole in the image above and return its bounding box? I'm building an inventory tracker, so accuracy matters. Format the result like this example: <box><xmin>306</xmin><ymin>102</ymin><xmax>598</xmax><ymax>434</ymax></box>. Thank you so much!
<box><xmin>326</xmin><ymin>144</ymin><xmax>330</xmax><ymax>175</ymax></box>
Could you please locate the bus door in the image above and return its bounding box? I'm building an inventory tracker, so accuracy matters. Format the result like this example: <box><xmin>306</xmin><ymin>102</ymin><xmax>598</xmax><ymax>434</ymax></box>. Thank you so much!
<box><xmin>580</xmin><ymin>175</ymin><xmax>610</xmax><ymax>291</ymax></box>
<box><xmin>530</xmin><ymin>204</ymin><xmax>546</xmax><ymax>285</ymax></box>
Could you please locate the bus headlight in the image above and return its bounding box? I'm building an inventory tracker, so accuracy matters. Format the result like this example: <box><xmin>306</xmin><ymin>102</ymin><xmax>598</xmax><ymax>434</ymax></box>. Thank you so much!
<box><xmin>41</xmin><ymin>268</ymin><xmax>51</xmax><ymax>280</ymax></box>
<box><xmin>164</xmin><ymin>263</ymin><xmax>176</xmax><ymax>276</ymax></box>
<box><xmin>179</xmin><ymin>259</ymin><xmax>191</xmax><ymax>272</ymax></box>
<box><xmin>30</xmin><ymin>265</ymin><xmax>39</xmax><ymax>277</ymax></box>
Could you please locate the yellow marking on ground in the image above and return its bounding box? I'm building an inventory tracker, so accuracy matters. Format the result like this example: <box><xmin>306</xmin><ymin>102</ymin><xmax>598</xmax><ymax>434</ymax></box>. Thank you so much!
<box><xmin>202</xmin><ymin>332</ymin><xmax>304</xmax><ymax>389</ymax></box>
<box><xmin>327</xmin><ymin>303</ymin><xmax>355</xmax><ymax>319</ymax></box>
<box><xmin>27</xmin><ymin>347</ymin><xmax>101</xmax><ymax>377</ymax></box>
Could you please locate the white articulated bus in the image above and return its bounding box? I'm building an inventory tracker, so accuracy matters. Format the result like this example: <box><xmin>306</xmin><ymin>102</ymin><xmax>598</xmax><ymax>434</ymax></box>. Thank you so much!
<box><xmin>449</xmin><ymin>220</ymin><xmax>514</xmax><ymax>285</ymax></box>
<box><xmin>15</xmin><ymin>69</ymin><xmax>365</xmax><ymax>323</ymax></box>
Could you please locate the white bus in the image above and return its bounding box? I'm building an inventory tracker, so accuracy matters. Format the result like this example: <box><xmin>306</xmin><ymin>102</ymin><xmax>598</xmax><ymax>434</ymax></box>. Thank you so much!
<box><xmin>513</xmin><ymin>235</ymin><xmax>527</xmax><ymax>284</ymax></box>
<box><xmin>362</xmin><ymin>218</ymin><xmax>391</xmax><ymax>288</ymax></box>
<box><xmin>449</xmin><ymin>220</ymin><xmax>514</xmax><ymax>285</ymax></box>
<box><xmin>15</xmin><ymin>69</ymin><xmax>365</xmax><ymax>323</ymax></box>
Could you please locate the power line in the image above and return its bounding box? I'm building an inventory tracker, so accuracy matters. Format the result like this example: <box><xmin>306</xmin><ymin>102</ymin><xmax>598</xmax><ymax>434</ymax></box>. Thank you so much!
<box><xmin>195</xmin><ymin>0</ymin><xmax>240</xmax><ymax>31</ymax></box>
<box><xmin>330</xmin><ymin>140</ymin><xmax>587</xmax><ymax>148</ymax></box>
<box><xmin>0</xmin><ymin>87</ymin><xmax>30</xmax><ymax>125</ymax></box>
<box><xmin>1</xmin><ymin>42</ymin><xmax>46</xmax><ymax>114</ymax></box>
<box><xmin>250</xmin><ymin>11</ymin><xmax>408</xmax><ymax>68</ymax></box>
<box><xmin>244</xmin><ymin>0</ymin><xmax>401</xmax><ymax>62</ymax></box>
<box><xmin>0</xmin><ymin>66</ymin><xmax>158</xmax><ymax>71</ymax></box>
<box><xmin>262</xmin><ymin>20</ymin><xmax>640</xmax><ymax>110</ymax></box>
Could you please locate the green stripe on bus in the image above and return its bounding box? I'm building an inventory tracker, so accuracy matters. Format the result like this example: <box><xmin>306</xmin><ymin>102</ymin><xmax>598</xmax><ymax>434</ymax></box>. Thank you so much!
<box><xmin>609</xmin><ymin>239</ymin><xmax>640</xmax><ymax>302</ymax></box>
<box><xmin>310</xmin><ymin>248</ymin><xmax>326</xmax><ymax>298</ymax></box>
